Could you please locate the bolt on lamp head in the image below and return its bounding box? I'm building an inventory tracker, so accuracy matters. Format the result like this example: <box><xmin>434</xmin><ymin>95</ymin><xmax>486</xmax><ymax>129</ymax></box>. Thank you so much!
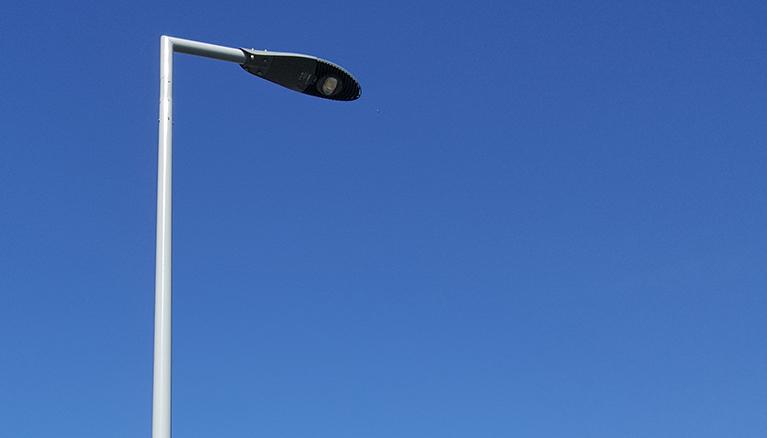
<box><xmin>240</xmin><ymin>48</ymin><xmax>361</xmax><ymax>101</ymax></box>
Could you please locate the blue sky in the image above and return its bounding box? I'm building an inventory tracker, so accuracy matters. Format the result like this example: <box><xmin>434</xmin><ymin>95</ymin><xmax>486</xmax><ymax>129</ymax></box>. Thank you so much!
<box><xmin>1</xmin><ymin>1</ymin><xmax>766</xmax><ymax>436</ymax></box>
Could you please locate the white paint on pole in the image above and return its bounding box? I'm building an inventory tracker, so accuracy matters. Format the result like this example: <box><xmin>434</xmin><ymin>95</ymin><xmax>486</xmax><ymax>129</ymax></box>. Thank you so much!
<box><xmin>152</xmin><ymin>34</ymin><xmax>173</xmax><ymax>438</ymax></box>
<box><xmin>151</xmin><ymin>36</ymin><xmax>246</xmax><ymax>438</ymax></box>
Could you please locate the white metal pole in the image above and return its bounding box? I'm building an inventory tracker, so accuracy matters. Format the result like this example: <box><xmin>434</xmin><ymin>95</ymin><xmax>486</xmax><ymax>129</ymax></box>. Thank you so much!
<box><xmin>153</xmin><ymin>34</ymin><xmax>174</xmax><ymax>438</ymax></box>
<box><xmin>152</xmin><ymin>36</ymin><xmax>245</xmax><ymax>438</ymax></box>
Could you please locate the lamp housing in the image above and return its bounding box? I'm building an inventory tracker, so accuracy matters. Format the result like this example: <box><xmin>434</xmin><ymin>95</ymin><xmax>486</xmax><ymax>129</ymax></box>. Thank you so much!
<box><xmin>240</xmin><ymin>48</ymin><xmax>361</xmax><ymax>101</ymax></box>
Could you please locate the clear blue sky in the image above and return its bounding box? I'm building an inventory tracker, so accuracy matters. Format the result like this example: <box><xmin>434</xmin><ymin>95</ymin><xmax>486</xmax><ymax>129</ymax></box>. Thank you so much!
<box><xmin>1</xmin><ymin>1</ymin><xmax>765</xmax><ymax>437</ymax></box>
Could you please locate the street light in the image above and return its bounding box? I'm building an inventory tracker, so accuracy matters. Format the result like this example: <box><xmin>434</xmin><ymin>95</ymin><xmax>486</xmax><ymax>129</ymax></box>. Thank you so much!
<box><xmin>241</xmin><ymin>48</ymin><xmax>361</xmax><ymax>100</ymax></box>
<box><xmin>152</xmin><ymin>35</ymin><xmax>361</xmax><ymax>438</ymax></box>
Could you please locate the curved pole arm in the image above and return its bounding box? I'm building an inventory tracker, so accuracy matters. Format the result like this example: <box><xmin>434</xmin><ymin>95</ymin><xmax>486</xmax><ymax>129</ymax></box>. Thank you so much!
<box><xmin>165</xmin><ymin>35</ymin><xmax>247</xmax><ymax>63</ymax></box>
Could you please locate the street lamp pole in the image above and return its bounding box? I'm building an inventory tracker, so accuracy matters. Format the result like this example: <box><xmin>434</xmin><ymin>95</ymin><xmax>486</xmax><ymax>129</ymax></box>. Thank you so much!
<box><xmin>153</xmin><ymin>36</ymin><xmax>247</xmax><ymax>438</ymax></box>
<box><xmin>152</xmin><ymin>35</ymin><xmax>360</xmax><ymax>438</ymax></box>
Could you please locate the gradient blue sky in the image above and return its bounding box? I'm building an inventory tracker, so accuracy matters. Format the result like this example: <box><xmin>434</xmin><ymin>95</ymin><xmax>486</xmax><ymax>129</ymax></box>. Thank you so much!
<box><xmin>1</xmin><ymin>1</ymin><xmax>766</xmax><ymax>437</ymax></box>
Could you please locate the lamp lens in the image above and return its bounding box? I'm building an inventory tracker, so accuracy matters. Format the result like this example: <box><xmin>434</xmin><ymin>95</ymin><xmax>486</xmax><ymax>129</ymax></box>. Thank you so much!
<box><xmin>321</xmin><ymin>77</ymin><xmax>339</xmax><ymax>95</ymax></box>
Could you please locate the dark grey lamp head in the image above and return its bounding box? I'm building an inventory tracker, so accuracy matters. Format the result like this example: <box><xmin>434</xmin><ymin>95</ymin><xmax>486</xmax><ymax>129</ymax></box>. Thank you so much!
<box><xmin>240</xmin><ymin>48</ymin><xmax>361</xmax><ymax>101</ymax></box>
